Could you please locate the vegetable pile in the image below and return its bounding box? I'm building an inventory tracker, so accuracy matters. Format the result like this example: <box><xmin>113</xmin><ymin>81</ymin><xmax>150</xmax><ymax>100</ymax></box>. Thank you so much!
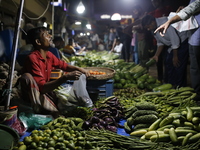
<box><xmin>82</xmin><ymin>96</ymin><xmax>124</xmax><ymax>132</ymax></box>
<box><xmin>129</xmin><ymin>106</ymin><xmax>200</xmax><ymax>146</ymax></box>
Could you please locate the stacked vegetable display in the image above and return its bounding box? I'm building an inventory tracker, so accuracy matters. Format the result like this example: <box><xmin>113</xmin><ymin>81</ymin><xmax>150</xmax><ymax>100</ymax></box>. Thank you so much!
<box><xmin>124</xmin><ymin>102</ymin><xmax>159</xmax><ymax>133</ymax></box>
<box><xmin>82</xmin><ymin>96</ymin><xmax>124</xmax><ymax>132</ymax></box>
<box><xmin>14</xmin><ymin>116</ymin><xmax>156</xmax><ymax>150</ymax></box>
<box><xmin>130</xmin><ymin>106</ymin><xmax>200</xmax><ymax>146</ymax></box>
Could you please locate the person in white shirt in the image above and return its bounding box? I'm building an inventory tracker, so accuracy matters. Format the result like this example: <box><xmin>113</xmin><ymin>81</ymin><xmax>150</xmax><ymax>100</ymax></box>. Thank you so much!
<box><xmin>90</xmin><ymin>31</ymin><xmax>100</xmax><ymax>50</ymax></box>
<box><xmin>110</xmin><ymin>38</ymin><xmax>123</xmax><ymax>55</ymax></box>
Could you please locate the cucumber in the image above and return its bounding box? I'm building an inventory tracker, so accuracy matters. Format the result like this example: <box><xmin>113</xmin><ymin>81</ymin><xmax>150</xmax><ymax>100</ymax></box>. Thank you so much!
<box><xmin>182</xmin><ymin>133</ymin><xmax>193</xmax><ymax>146</ymax></box>
<box><xmin>186</xmin><ymin>107</ymin><xmax>193</xmax><ymax>122</ymax></box>
<box><xmin>133</xmin><ymin>68</ymin><xmax>146</xmax><ymax>79</ymax></box>
<box><xmin>175</xmin><ymin>129</ymin><xmax>197</xmax><ymax>136</ymax></box>
<box><xmin>134</xmin><ymin>114</ymin><xmax>158</xmax><ymax>125</ymax></box>
<box><xmin>159</xmin><ymin>116</ymin><xmax>174</xmax><ymax>127</ymax></box>
<box><xmin>172</xmin><ymin>119</ymin><xmax>182</xmax><ymax>127</ymax></box>
<box><xmin>169</xmin><ymin>127</ymin><xmax>178</xmax><ymax>143</ymax></box>
<box><xmin>153</xmin><ymin>83</ymin><xmax>172</xmax><ymax>92</ymax></box>
<box><xmin>145</xmin><ymin>59</ymin><xmax>156</xmax><ymax>67</ymax></box>
<box><xmin>134</xmin><ymin>124</ymin><xmax>151</xmax><ymax>130</ymax></box>
<box><xmin>124</xmin><ymin>122</ymin><xmax>132</xmax><ymax>133</ymax></box>
<box><xmin>146</xmin><ymin>78</ymin><xmax>156</xmax><ymax>84</ymax></box>
<box><xmin>130</xmin><ymin>129</ymin><xmax>147</xmax><ymax>136</ymax></box>
<box><xmin>184</xmin><ymin>122</ymin><xmax>194</xmax><ymax>128</ymax></box>
<box><xmin>189</xmin><ymin>132</ymin><xmax>200</xmax><ymax>143</ymax></box>
<box><xmin>132</xmin><ymin>110</ymin><xmax>158</xmax><ymax>118</ymax></box>
<box><xmin>127</xmin><ymin>117</ymin><xmax>134</xmax><ymax>127</ymax></box>
<box><xmin>190</xmin><ymin>107</ymin><xmax>200</xmax><ymax>112</ymax></box>
<box><xmin>148</xmin><ymin>118</ymin><xmax>162</xmax><ymax>131</ymax></box>
<box><xmin>150</xmin><ymin>134</ymin><xmax>170</xmax><ymax>142</ymax></box>
<box><xmin>135</xmin><ymin>102</ymin><xmax>156</xmax><ymax>110</ymax></box>
<box><xmin>178</xmin><ymin>87</ymin><xmax>194</xmax><ymax>92</ymax></box>
<box><xmin>176</xmin><ymin>126</ymin><xmax>193</xmax><ymax>130</ymax></box>
<box><xmin>157</xmin><ymin>124</ymin><xmax>175</xmax><ymax>131</ymax></box>
<box><xmin>192</xmin><ymin>117</ymin><xmax>200</xmax><ymax>124</ymax></box>
<box><xmin>177</xmin><ymin>136</ymin><xmax>185</xmax><ymax>143</ymax></box>
<box><xmin>193</xmin><ymin>124</ymin><xmax>200</xmax><ymax>132</ymax></box>
<box><xmin>163</xmin><ymin>128</ymin><xmax>170</xmax><ymax>134</ymax></box>
<box><xmin>144</xmin><ymin>131</ymin><xmax>164</xmax><ymax>139</ymax></box>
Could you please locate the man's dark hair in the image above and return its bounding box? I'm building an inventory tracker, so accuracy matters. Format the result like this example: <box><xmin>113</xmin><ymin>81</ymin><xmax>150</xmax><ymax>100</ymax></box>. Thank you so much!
<box><xmin>27</xmin><ymin>27</ymin><xmax>47</xmax><ymax>47</ymax></box>
<box><xmin>141</xmin><ymin>15</ymin><xmax>155</xmax><ymax>28</ymax></box>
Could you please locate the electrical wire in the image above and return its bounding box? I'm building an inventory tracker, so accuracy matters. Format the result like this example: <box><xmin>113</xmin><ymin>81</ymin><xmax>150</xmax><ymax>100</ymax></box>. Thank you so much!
<box><xmin>11</xmin><ymin>0</ymin><xmax>51</xmax><ymax>20</ymax></box>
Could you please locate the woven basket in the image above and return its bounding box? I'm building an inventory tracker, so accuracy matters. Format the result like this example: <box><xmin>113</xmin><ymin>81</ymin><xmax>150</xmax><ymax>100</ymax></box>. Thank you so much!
<box><xmin>84</xmin><ymin>67</ymin><xmax>116</xmax><ymax>80</ymax></box>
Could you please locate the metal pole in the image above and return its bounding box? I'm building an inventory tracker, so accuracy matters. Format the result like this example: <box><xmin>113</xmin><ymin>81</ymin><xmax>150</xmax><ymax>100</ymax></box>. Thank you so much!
<box><xmin>52</xmin><ymin>0</ymin><xmax>54</xmax><ymax>38</ymax></box>
<box><xmin>4</xmin><ymin>0</ymin><xmax>24</xmax><ymax>110</ymax></box>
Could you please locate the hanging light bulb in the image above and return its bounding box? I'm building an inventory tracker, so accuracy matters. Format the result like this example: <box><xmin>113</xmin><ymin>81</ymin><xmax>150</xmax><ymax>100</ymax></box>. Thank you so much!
<box><xmin>76</xmin><ymin>1</ymin><xmax>85</xmax><ymax>14</ymax></box>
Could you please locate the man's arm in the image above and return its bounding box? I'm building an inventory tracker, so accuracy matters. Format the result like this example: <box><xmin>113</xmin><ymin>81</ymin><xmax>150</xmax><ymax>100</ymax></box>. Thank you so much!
<box><xmin>41</xmin><ymin>70</ymin><xmax>83</xmax><ymax>94</ymax></box>
<box><xmin>152</xmin><ymin>45</ymin><xmax>165</xmax><ymax>62</ymax></box>
<box><xmin>155</xmin><ymin>0</ymin><xmax>200</xmax><ymax>36</ymax></box>
<box><xmin>154</xmin><ymin>15</ymin><xmax>182</xmax><ymax>36</ymax></box>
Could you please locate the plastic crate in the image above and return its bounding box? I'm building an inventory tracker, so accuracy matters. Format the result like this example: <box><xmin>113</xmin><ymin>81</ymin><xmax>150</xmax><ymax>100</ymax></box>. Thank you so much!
<box><xmin>66</xmin><ymin>79</ymin><xmax>114</xmax><ymax>98</ymax></box>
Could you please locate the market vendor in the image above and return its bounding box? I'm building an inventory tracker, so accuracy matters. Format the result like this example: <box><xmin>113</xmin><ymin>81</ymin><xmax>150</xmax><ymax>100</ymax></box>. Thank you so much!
<box><xmin>19</xmin><ymin>27</ymin><xmax>90</xmax><ymax>116</ymax></box>
<box><xmin>62</xmin><ymin>38</ymin><xmax>77</xmax><ymax>56</ymax></box>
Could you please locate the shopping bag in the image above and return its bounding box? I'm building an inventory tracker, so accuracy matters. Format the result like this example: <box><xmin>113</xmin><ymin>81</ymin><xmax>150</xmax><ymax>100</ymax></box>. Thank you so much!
<box><xmin>168</xmin><ymin>12</ymin><xmax>199</xmax><ymax>32</ymax></box>
<box><xmin>55</xmin><ymin>74</ymin><xmax>93</xmax><ymax>114</ymax></box>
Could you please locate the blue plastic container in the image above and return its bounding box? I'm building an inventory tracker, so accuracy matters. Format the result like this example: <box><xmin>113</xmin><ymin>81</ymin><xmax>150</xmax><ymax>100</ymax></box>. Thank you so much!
<box><xmin>66</xmin><ymin>79</ymin><xmax>114</xmax><ymax>97</ymax></box>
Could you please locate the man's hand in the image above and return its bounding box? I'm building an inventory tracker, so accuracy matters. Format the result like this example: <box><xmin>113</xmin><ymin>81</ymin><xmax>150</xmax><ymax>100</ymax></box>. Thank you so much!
<box><xmin>151</xmin><ymin>55</ymin><xmax>158</xmax><ymax>62</ymax></box>
<box><xmin>154</xmin><ymin>21</ymin><xmax>170</xmax><ymax>36</ymax></box>
<box><xmin>78</xmin><ymin>68</ymin><xmax>90</xmax><ymax>77</ymax></box>
<box><xmin>64</xmin><ymin>71</ymin><xmax>83</xmax><ymax>80</ymax></box>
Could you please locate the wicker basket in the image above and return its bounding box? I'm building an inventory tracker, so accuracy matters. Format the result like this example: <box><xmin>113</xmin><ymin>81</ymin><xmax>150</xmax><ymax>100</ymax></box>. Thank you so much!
<box><xmin>84</xmin><ymin>67</ymin><xmax>116</xmax><ymax>80</ymax></box>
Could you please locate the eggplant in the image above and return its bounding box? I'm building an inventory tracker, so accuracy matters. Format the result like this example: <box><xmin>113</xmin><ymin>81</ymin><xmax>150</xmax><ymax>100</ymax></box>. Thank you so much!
<box><xmin>106</xmin><ymin>125</ymin><xmax>117</xmax><ymax>132</ymax></box>
<box><xmin>99</xmin><ymin>119</ymin><xmax>108</xmax><ymax>127</ymax></box>
<box><xmin>104</xmin><ymin>117</ymin><xmax>113</xmax><ymax>124</ymax></box>
<box><xmin>82</xmin><ymin>121</ymin><xmax>91</xmax><ymax>129</ymax></box>
<box><xmin>90</xmin><ymin>116</ymin><xmax>100</xmax><ymax>123</ymax></box>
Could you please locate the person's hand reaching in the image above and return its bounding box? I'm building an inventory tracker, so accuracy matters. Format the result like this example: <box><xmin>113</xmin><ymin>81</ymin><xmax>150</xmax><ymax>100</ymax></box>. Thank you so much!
<box><xmin>154</xmin><ymin>21</ymin><xmax>170</xmax><ymax>36</ymax></box>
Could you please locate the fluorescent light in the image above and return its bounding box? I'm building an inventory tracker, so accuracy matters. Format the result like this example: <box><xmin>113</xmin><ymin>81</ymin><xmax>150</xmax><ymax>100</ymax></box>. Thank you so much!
<box><xmin>101</xmin><ymin>14</ymin><xmax>111</xmax><ymax>19</ymax></box>
<box><xmin>51</xmin><ymin>0</ymin><xmax>62</xmax><ymax>6</ymax></box>
<box><xmin>75</xmin><ymin>21</ymin><xmax>81</xmax><ymax>25</ymax></box>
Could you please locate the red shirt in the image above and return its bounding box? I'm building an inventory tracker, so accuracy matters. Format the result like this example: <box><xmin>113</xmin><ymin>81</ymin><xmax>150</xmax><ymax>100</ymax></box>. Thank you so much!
<box><xmin>23</xmin><ymin>50</ymin><xmax>68</xmax><ymax>91</ymax></box>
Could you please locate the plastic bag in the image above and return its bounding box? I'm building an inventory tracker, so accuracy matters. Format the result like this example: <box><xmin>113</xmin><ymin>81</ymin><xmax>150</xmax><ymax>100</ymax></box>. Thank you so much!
<box><xmin>56</xmin><ymin>74</ymin><xmax>93</xmax><ymax>114</ymax></box>
<box><xmin>168</xmin><ymin>12</ymin><xmax>199</xmax><ymax>32</ymax></box>
<box><xmin>0</xmin><ymin>107</ymin><xmax>27</xmax><ymax>136</ymax></box>
<box><xmin>19</xmin><ymin>112</ymin><xmax>53</xmax><ymax>131</ymax></box>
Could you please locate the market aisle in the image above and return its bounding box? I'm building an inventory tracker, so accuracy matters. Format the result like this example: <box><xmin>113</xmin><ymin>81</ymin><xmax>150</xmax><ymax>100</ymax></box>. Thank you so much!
<box><xmin>148</xmin><ymin>63</ymin><xmax>191</xmax><ymax>87</ymax></box>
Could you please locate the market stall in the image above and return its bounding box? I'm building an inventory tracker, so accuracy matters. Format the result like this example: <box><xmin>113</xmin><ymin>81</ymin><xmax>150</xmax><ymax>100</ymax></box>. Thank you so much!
<box><xmin>1</xmin><ymin>50</ymin><xmax>200</xmax><ymax>150</ymax></box>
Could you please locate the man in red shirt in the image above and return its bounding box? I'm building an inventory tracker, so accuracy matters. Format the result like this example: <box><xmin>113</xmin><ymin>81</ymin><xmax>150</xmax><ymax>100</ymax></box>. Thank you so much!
<box><xmin>20</xmin><ymin>27</ymin><xmax>90</xmax><ymax>116</ymax></box>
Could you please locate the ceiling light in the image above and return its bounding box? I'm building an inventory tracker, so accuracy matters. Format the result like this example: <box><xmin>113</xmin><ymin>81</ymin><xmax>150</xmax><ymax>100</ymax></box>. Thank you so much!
<box><xmin>111</xmin><ymin>13</ymin><xmax>121</xmax><ymax>21</ymax></box>
<box><xmin>86</xmin><ymin>24</ymin><xmax>91</xmax><ymax>30</ymax></box>
<box><xmin>76</xmin><ymin>1</ymin><xmax>85</xmax><ymax>14</ymax></box>
<box><xmin>75</xmin><ymin>21</ymin><xmax>81</xmax><ymax>25</ymax></box>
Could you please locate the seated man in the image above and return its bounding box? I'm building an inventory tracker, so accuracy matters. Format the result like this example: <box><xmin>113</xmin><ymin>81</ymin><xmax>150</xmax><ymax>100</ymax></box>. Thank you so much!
<box><xmin>62</xmin><ymin>38</ymin><xmax>76</xmax><ymax>56</ymax></box>
<box><xmin>19</xmin><ymin>27</ymin><xmax>90</xmax><ymax>116</ymax></box>
<box><xmin>74</xmin><ymin>42</ymin><xmax>86</xmax><ymax>54</ymax></box>
<box><xmin>110</xmin><ymin>38</ymin><xmax>123</xmax><ymax>55</ymax></box>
